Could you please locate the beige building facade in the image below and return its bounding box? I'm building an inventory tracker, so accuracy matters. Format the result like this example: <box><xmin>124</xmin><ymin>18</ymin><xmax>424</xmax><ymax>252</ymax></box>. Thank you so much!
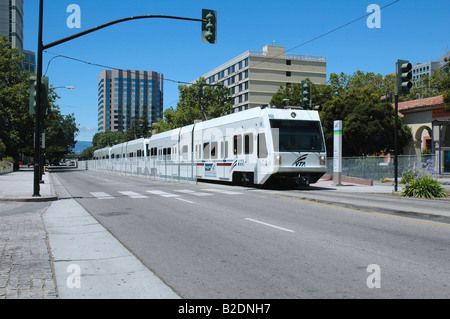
<box><xmin>197</xmin><ymin>45</ymin><xmax>327</xmax><ymax>112</ymax></box>
<box><xmin>399</xmin><ymin>95</ymin><xmax>450</xmax><ymax>174</ymax></box>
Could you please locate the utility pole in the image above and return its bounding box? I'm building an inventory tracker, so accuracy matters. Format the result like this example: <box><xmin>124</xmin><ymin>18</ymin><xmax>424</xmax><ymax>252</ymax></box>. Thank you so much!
<box><xmin>33</xmin><ymin>0</ymin><xmax>44</xmax><ymax>196</ymax></box>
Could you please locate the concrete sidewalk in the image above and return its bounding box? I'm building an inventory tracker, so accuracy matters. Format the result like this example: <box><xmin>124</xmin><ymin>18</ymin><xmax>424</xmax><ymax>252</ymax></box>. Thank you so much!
<box><xmin>1</xmin><ymin>169</ymin><xmax>449</xmax><ymax>298</ymax></box>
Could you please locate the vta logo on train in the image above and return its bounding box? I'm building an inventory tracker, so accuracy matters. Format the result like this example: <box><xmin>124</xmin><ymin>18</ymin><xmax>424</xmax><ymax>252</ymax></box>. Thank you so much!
<box><xmin>293</xmin><ymin>154</ymin><xmax>308</xmax><ymax>167</ymax></box>
<box><xmin>230</xmin><ymin>160</ymin><xmax>244</xmax><ymax>171</ymax></box>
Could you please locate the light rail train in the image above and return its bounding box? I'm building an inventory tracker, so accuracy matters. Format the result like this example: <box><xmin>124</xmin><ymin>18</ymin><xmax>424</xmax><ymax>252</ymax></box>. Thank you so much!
<box><xmin>93</xmin><ymin>106</ymin><xmax>327</xmax><ymax>186</ymax></box>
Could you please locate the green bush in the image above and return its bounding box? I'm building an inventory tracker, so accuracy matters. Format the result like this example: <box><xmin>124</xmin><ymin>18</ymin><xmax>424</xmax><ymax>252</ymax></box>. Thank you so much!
<box><xmin>401</xmin><ymin>175</ymin><xmax>446</xmax><ymax>198</ymax></box>
<box><xmin>401</xmin><ymin>159</ymin><xmax>446</xmax><ymax>198</ymax></box>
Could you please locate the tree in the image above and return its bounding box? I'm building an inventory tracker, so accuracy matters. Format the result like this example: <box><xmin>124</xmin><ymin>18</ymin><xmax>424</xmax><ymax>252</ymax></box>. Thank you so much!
<box><xmin>0</xmin><ymin>36</ymin><xmax>80</xmax><ymax>165</ymax></box>
<box><xmin>319</xmin><ymin>71</ymin><xmax>411</xmax><ymax>156</ymax></box>
<box><xmin>92</xmin><ymin>131</ymin><xmax>126</xmax><ymax>149</ymax></box>
<box><xmin>0</xmin><ymin>36</ymin><xmax>34</xmax><ymax>163</ymax></box>
<box><xmin>80</xmin><ymin>145</ymin><xmax>95</xmax><ymax>160</ymax></box>
<box><xmin>270</xmin><ymin>83</ymin><xmax>303</xmax><ymax>107</ymax></box>
<box><xmin>154</xmin><ymin>77</ymin><xmax>233</xmax><ymax>133</ymax></box>
<box><xmin>43</xmin><ymin>92</ymin><xmax>79</xmax><ymax>163</ymax></box>
<box><xmin>125</xmin><ymin>111</ymin><xmax>151</xmax><ymax>141</ymax></box>
<box><xmin>269</xmin><ymin>70</ymin><xmax>412</xmax><ymax>157</ymax></box>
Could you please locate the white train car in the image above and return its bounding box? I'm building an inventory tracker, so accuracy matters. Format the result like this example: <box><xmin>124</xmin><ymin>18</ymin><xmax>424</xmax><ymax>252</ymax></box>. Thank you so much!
<box><xmin>110</xmin><ymin>138</ymin><xmax>149</xmax><ymax>159</ymax></box>
<box><xmin>91</xmin><ymin>106</ymin><xmax>326</xmax><ymax>186</ymax></box>
<box><xmin>194</xmin><ymin>106</ymin><xmax>326</xmax><ymax>186</ymax></box>
<box><xmin>93</xmin><ymin>146</ymin><xmax>111</xmax><ymax>160</ymax></box>
<box><xmin>145</xmin><ymin>106</ymin><xmax>326</xmax><ymax>186</ymax></box>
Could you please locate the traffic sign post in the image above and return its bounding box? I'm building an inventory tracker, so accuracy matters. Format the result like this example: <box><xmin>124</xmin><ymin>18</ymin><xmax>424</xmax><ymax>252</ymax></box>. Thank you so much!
<box><xmin>333</xmin><ymin>120</ymin><xmax>343</xmax><ymax>186</ymax></box>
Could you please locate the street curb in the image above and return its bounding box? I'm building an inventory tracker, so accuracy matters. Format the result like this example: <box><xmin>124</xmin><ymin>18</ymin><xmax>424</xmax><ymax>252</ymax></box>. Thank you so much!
<box><xmin>0</xmin><ymin>195</ymin><xmax>59</xmax><ymax>202</ymax></box>
<box><xmin>286</xmin><ymin>193</ymin><xmax>450</xmax><ymax>225</ymax></box>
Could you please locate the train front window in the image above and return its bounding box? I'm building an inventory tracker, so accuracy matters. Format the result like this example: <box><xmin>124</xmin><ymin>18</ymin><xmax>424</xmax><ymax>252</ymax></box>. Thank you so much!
<box><xmin>270</xmin><ymin>119</ymin><xmax>325</xmax><ymax>152</ymax></box>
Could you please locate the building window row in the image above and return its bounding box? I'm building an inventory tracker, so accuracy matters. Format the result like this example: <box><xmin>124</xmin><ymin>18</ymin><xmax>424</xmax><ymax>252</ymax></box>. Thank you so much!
<box><xmin>207</xmin><ymin>58</ymin><xmax>249</xmax><ymax>84</ymax></box>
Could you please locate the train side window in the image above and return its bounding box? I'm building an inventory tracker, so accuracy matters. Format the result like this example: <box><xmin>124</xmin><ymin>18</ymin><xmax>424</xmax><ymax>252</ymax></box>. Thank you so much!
<box><xmin>244</xmin><ymin>133</ymin><xmax>253</xmax><ymax>154</ymax></box>
<box><xmin>233</xmin><ymin>135</ymin><xmax>242</xmax><ymax>155</ymax></box>
<box><xmin>203</xmin><ymin>142</ymin><xmax>210</xmax><ymax>159</ymax></box>
<box><xmin>258</xmin><ymin>133</ymin><xmax>268</xmax><ymax>158</ymax></box>
<box><xmin>211</xmin><ymin>142</ymin><xmax>218</xmax><ymax>159</ymax></box>
<box><xmin>225</xmin><ymin>141</ymin><xmax>229</xmax><ymax>159</ymax></box>
<box><xmin>182</xmin><ymin>145</ymin><xmax>188</xmax><ymax>160</ymax></box>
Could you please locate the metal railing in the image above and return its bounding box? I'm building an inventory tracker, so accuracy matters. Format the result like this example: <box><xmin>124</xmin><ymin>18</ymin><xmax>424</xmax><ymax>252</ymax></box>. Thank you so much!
<box><xmin>249</xmin><ymin>50</ymin><xmax>326</xmax><ymax>62</ymax></box>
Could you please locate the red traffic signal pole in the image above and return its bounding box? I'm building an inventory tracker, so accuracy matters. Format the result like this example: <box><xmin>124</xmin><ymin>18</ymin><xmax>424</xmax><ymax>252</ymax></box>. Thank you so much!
<box><xmin>33</xmin><ymin>0</ymin><xmax>212</xmax><ymax>196</ymax></box>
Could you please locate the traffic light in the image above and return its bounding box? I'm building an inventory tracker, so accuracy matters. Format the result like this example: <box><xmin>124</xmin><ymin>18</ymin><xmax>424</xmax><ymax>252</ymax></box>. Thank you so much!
<box><xmin>301</xmin><ymin>80</ymin><xmax>311</xmax><ymax>109</ymax></box>
<box><xmin>396</xmin><ymin>59</ymin><xmax>412</xmax><ymax>95</ymax></box>
<box><xmin>202</xmin><ymin>9</ymin><xmax>217</xmax><ymax>44</ymax></box>
<box><xmin>29</xmin><ymin>75</ymin><xmax>50</xmax><ymax>115</ymax></box>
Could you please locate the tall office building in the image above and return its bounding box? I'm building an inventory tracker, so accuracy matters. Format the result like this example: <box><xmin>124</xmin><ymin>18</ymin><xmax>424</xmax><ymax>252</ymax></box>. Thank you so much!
<box><xmin>196</xmin><ymin>45</ymin><xmax>327</xmax><ymax>112</ymax></box>
<box><xmin>0</xmin><ymin>0</ymin><xmax>23</xmax><ymax>52</ymax></box>
<box><xmin>23</xmin><ymin>49</ymin><xmax>35</xmax><ymax>73</ymax></box>
<box><xmin>98</xmin><ymin>69</ymin><xmax>163</xmax><ymax>134</ymax></box>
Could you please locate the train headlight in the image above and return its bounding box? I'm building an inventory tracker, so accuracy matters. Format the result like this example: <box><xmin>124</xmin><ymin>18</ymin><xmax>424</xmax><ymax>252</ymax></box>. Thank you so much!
<box><xmin>275</xmin><ymin>155</ymin><xmax>282</xmax><ymax>165</ymax></box>
<box><xmin>320</xmin><ymin>156</ymin><xmax>326</xmax><ymax>165</ymax></box>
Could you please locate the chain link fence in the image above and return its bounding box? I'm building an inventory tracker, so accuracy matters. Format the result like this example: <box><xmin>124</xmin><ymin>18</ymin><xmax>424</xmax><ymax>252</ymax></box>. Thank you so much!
<box><xmin>326</xmin><ymin>155</ymin><xmax>435</xmax><ymax>181</ymax></box>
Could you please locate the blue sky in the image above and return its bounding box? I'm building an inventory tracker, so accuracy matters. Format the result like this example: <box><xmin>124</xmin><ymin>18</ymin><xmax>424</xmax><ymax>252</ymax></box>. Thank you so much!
<box><xmin>22</xmin><ymin>0</ymin><xmax>449</xmax><ymax>141</ymax></box>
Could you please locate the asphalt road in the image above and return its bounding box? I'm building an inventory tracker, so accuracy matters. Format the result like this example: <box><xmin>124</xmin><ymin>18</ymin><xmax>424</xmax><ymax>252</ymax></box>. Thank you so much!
<box><xmin>53</xmin><ymin>169</ymin><xmax>450</xmax><ymax>298</ymax></box>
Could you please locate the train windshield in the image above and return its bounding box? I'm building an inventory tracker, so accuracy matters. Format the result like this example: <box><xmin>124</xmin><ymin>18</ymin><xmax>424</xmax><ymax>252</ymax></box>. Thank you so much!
<box><xmin>270</xmin><ymin>119</ymin><xmax>325</xmax><ymax>152</ymax></box>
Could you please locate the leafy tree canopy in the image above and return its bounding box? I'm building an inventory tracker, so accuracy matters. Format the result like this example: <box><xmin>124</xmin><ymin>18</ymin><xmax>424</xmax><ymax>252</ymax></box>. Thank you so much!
<box><xmin>0</xmin><ymin>36</ymin><xmax>79</xmax><ymax>164</ymax></box>
<box><xmin>270</xmin><ymin>70</ymin><xmax>412</xmax><ymax>156</ymax></box>
<box><xmin>92</xmin><ymin>131</ymin><xmax>126</xmax><ymax>149</ymax></box>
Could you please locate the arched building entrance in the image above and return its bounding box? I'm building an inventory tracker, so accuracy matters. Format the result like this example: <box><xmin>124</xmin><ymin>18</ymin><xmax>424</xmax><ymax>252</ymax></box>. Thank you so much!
<box><xmin>398</xmin><ymin>95</ymin><xmax>450</xmax><ymax>175</ymax></box>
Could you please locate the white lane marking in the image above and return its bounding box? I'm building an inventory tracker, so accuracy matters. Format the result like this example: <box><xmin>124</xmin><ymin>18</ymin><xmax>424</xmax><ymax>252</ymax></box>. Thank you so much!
<box><xmin>118</xmin><ymin>191</ymin><xmax>148</xmax><ymax>199</ymax></box>
<box><xmin>245</xmin><ymin>218</ymin><xmax>295</xmax><ymax>233</ymax></box>
<box><xmin>90</xmin><ymin>192</ymin><xmax>114</xmax><ymax>199</ymax></box>
<box><xmin>146</xmin><ymin>190</ymin><xmax>180</xmax><ymax>198</ymax></box>
<box><xmin>176</xmin><ymin>198</ymin><xmax>195</xmax><ymax>204</ymax></box>
<box><xmin>175</xmin><ymin>189</ymin><xmax>213</xmax><ymax>196</ymax></box>
<box><xmin>201</xmin><ymin>188</ymin><xmax>243</xmax><ymax>195</ymax></box>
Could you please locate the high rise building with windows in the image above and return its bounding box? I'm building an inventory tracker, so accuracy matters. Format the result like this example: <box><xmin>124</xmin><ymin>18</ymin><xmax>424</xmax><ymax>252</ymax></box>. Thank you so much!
<box><xmin>1</xmin><ymin>0</ymin><xmax>35</xmax><ymax>73</ymax></box>
<box><xmin>0</xmin><ymin>0</ymin><xmax>23</xmax><ymax>52</ymax></box>
<box><xmin>98</xmin><ymin>69</ymin><xmax>163</xmax><ymax>134</ymax></box>
<box><xmin>195</xmin><ymin>45</ymin><xmax>327</xmax><ymax>112</ymax></box>
<box><xmin>411</xmin><ymin>51</ymin><xmax>450</xmax><ymax>87</ymax></box>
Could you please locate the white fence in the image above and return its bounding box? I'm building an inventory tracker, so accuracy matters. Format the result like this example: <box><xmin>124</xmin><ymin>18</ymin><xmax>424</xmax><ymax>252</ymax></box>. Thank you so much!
<box><xmin>78</xmin><ymin>158</ymin><xmax>197</xmax><ymax>184</ymax></box>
